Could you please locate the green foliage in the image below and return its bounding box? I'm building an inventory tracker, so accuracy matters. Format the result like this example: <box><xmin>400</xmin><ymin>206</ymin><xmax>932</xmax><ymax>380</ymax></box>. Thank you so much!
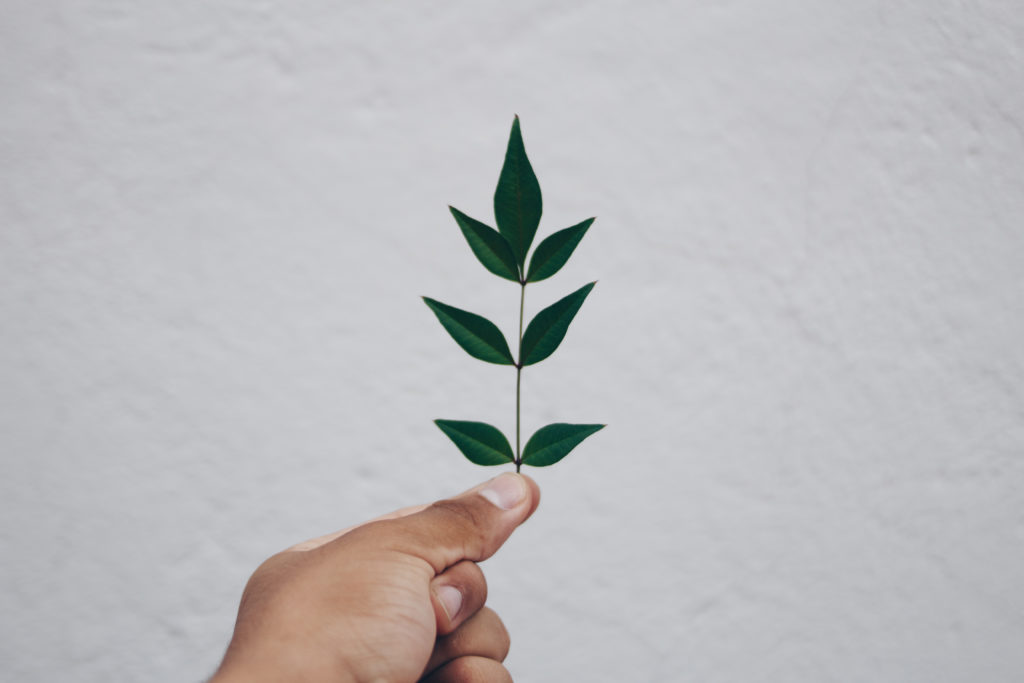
<box><xmin>435</xmin><ymin>420</ymin><xmax>515</xmax><ymax>466</ymax></box>
<box><xmin>450</xmin><ymin>206</ymin><xmax>520</xmax><ymax>282</ymax></box>
<box><xmin>422</xmin><ymin>297</ymin><xmax>514</xmax><ymax>365</ymax></box>
<box><xmin>424</xmin><ymin>116</ymin><xmax>604</xmax><ymax>470</ymax></box>
<box><xmin>520</xmin><ymin>282</ymin><xmax>596</xmax><ymax>366</ymax></box>
<box><xmin>493</xmin><ymin>116</ymin><xmax>543</xmax><ymax>270</ymax></box>
<box><xmin>526</xmin><ymin>218</ymin><xmax>594</xmax><ymax>283</ymax></box>
<box><xmin>522</xmin><ymin>423</ymin><xmax>606</xmax><ymax>467</ymax></box>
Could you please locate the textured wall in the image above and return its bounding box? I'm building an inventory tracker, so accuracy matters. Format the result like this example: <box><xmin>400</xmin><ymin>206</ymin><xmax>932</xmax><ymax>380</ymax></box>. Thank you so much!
<box><xmin>2</xmin><ymin>1</ymin><xmax>1023</xmax><ymax>681</ymax></box>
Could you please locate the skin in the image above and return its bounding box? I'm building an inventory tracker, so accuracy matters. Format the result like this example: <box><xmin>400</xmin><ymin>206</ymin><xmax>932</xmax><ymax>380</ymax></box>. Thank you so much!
<box><xmin>210</xmin><ymin>473</ymin><xmax>541</xmax><ymax>683</ymax></box>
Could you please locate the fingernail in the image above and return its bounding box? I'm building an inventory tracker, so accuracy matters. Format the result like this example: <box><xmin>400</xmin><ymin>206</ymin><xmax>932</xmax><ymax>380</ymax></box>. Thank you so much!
<box><xmin>480</xmin><ymin>473</ymin><xmax>526</xmax><ymax>510</ymax></box>
<box><xmin>435</xmin><ymin>584</ymin><xmax>463</xmax><ymax>621</ymax></box>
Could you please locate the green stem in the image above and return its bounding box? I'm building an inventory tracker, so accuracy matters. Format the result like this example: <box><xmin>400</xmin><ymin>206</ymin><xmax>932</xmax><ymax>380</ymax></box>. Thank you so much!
<box><xmin>515</xmin><ymin>281</ymin><xmax>525</xmax><ymax>472</ymax></box>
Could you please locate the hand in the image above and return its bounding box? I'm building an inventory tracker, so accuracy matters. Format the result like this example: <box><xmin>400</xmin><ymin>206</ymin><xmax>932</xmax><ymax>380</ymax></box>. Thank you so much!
<box><xmin>210</xmin><ymin>473</ymin><xmax>541</xmax><ymax>683</ymax></box>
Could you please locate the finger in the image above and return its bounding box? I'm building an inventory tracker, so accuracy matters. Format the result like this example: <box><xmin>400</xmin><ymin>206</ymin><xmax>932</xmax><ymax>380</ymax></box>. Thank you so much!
<box><xmin>386</xmin><ymin>473</ymin><xmax>541</xmax><ymax>573</ymax></box>
<box><xmin>424</xmin><ymin>607</ymin><xmax>510</xmax><ymax>676</ymax></box>
<box><xmin>286</xmin><ymin>503</ymin><xmax>430</xmax><ymax>552</ymax></box>
<box><xmin>430</xmin><ymin>561</ymin><xmax>488</xmax><ymax>635</ymax></box>
<box><xmin>289</xmin><ymin>472</ymin><xmax>541</xmax><ymax>553</ymax></box>
<box><xmin>421</xmin><ymin>655</ymin><xmax>513</xmax><ymax>683</ymax></box>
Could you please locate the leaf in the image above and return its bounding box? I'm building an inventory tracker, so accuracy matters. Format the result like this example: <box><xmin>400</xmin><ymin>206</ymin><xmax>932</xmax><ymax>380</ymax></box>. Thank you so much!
<box><xmin>436</xmin><ymin>420</ymin><xmax>515</xmax><ymax>466</ymax></box>
<box><xmin>423</xmin><ymin>297</ymin><xmax>515</xmax><ymax>365</ymax></box>
<box><xmin>493</xmin><ymin>116</ymin><xmax>542</xmax><ymax>270</ymax></box>
<box><xmin>526</xmin><ymin>217</ymin><xmax>594</xmax><ymax>283</ymax></box>
<box><xmin>449</xmin><ymin>206</ymin><xmax>520</xmax><ymax>282</ymax></box>
<box><xmin>522</xmin><ymin>423</ymin><xmax>605</xmax><ymax>467</ymax></box>
<box><xmin>519</xmin><ymin>282</ymin><xmax>595</xmax><ymax>366</ymax></box>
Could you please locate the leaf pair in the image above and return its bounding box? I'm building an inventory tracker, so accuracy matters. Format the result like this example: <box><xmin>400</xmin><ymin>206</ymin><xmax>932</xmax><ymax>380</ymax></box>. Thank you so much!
<box><xmin>423</xmin><ymin>281</ymin><xmax>595</xmax><ymax>367</ymax></box>
<box><xmin>435</xmin><ymin>419</ymin><xmax>604</xmax><ymax>467</ymax></box>
<box><xmin>452</xmin><ymin>207</ymin><xmax>595</xmax><ymax>284</ymax></box>
<box><xmin>451</xmin><ymin>116</ymin><xmax>594</xmax><ymax>284</ymax></box>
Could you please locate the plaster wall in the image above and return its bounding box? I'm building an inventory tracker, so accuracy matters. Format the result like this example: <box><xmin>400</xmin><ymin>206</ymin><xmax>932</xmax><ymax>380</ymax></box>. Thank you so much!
<box><xmin>2</xmin><ymin>1</ymin><xmax>1023</xmax><ymax>681</ymax></box>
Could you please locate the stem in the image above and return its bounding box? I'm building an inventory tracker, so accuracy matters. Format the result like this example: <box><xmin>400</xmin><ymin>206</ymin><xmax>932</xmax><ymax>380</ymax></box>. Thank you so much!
<box><xmin>515</xmin><ymin>280</ymin><xmax>526</xmax><ymax>471</ymax></box>
<box><xmin>515</xmin><ymin>366</ymin><xmax>522</xmax><ymax>472</ymax></box>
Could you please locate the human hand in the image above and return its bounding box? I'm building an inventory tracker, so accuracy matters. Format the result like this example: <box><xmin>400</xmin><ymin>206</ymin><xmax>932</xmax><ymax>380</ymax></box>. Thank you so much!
<box><xmin>210</xmin><ymin>473</ymin><xmax>541</xmax><ymax>683</ymax></box>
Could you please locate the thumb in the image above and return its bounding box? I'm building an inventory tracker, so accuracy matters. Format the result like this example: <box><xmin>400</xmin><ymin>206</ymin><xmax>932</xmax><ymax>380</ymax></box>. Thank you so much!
<box><xmin>386</xmin><ymin>473</ymin><xmax>541</xmax><ymax>573</ymax></box>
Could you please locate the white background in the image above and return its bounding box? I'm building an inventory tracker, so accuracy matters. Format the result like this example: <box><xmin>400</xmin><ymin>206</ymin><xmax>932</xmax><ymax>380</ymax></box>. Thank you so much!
<box><xmin>2</xmin><ymin>1</ymin><xmax>1023</xmax><ymax>681</ymax></box>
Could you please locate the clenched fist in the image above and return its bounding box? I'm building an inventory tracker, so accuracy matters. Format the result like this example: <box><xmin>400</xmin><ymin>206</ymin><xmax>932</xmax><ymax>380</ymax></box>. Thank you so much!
<box><xmin>210</xmin><ymin>473</ymin><xmax>541</xmax><ymax>683</ymax></box>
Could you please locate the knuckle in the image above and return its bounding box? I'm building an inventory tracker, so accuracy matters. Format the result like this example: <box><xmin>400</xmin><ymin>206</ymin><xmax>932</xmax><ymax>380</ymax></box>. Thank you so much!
<box><xmin>455</xmin><ymin>561</ymin><xmax>488</xmax><ymax>605</ymax></box>
<box><xmin>431</xmin><ymin>499</ymin><xmax>485</xmax><ymax>529</ymax></box>
<box><xmin>474</xmin><ymin>565</ymin><xmax>489</xmax><ymax>606</ymax></box>
<box><xmin>498</xmin><ymin>624</ymin><xmax>511</xmax><ymax>661</ymax></box>
<box><xmin>487</xmin><ymin>609</ymin><xmax>511</xmax><ymax>660</ymax></box>
<box><xmin>445</xmin><ymin>656</ymin><xmax>483</xmax><ymax>680</ymax></box>
<box><xmin>249</xmin><ymin>550</ymin><xmax>296</xmax><ymax>586</ymax></box>
<box><xmin>239</xmin><ymin>551</ymin><xmax>301</xmax><ymax>609</ymax></box>
<box><xmin>429</xmin><ymin>500</ymin><xmax>490</xmax><ymax>551</ymax></box>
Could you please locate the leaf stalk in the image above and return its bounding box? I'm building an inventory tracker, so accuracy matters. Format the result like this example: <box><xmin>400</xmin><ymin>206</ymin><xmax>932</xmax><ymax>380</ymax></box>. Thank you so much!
<box><xmin>515</xmin><ymin>280</ymin><xmax>526</xmax><ymax>471</ymax></box>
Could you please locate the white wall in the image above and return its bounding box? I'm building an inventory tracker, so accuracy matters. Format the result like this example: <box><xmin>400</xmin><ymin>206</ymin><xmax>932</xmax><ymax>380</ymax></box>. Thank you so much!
<box><xmin>2</xmin><ymin>1</ymin><xmax>1023</xmax><ymax>681</ymax></box>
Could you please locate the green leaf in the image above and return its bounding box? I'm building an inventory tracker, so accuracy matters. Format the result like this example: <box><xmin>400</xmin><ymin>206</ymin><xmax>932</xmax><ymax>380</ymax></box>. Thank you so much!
<box><xmin>526</xmin><ymin>218</ymin><xmax>594</xmax><ymax>283</ymax></box>
<box><xmin>493</xmin><ymin>115</ymin><xmax>542</xmax><ymax>270</ymax></box>
<box><xmin>520</xmin><ymin>282</ymin><xmax>595</xmax><ymax>366</ymax></box>
<box><xmin>435</xmin><ymin>420</ymin><xmax>515</xmax><ymax>466</ymax></box>
<box><xmin>423</xmin><ymin>297</ymin><xmax>515</xmax><ymax>365</ymax></box>
<box><xmin>522</xmin><ymin>423</ymin><xmax>605</xmax><ymax>467</ymax></box>
<box><xmin>449</xmin><ymin>206</ymin><xmax>520</xmax><ymax>282</ymax></box>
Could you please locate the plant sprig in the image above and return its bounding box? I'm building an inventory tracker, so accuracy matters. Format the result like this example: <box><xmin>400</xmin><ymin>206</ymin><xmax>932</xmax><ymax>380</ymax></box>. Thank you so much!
<box><xmin>425</xmin><ymin>116</ymin><xmax>604</xmax><ymax>471</ymax></box>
